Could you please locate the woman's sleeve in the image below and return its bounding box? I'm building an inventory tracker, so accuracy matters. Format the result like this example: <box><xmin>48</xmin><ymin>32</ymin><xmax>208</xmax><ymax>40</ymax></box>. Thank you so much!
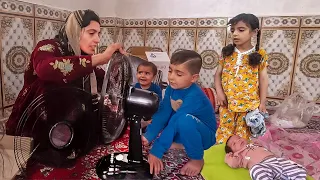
<box><xmin>33</xmin><ymin>40</ymin><xmax>94</xmax><ymax>84</ymax></box>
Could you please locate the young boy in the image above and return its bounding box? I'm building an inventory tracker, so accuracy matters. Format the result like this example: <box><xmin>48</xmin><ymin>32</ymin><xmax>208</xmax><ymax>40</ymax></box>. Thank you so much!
<box><xmin>135</xmin><ymin>61</ymin><xmax>162</xmax><ymax>100</ymax></box>
<box><xmin>142</xmin><ymin>50</ymin><xmax>217</xmax><ymax>177</ymax></box>
<box><xmin>135</xmin><ymin>61</ymin><xmax>162</xmax><ymax>129</ymax></box>
<box><xmin>225</xmin><ymin>135</ymin><xmax>306</xmax><ymax>180</ymax></box>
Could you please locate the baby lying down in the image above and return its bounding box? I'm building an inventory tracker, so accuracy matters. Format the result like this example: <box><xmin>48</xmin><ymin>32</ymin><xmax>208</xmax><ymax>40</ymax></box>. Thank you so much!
<box><xmin>225</xmin><ymin>135</ymin><xmax>306</xmax><ymax>180</ymax></box>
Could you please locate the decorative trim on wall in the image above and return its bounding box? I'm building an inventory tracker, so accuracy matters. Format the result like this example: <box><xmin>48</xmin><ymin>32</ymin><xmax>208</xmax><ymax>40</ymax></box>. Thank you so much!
<box><xmin>170</xmin><ymin>18</ymin><xmax>197</xmax><ymax>28</ymax></box>
<box><xmin>35</xmin><ymin>5</ymin><xmax>61</xmax><ymax>21</ymax></box>
<box><xmin>146</xmin><ymin>19</ymin><xmax>170</xmax><ymax>27</ymax></box>
<box><xmin>100</xmin><ymin>17</ymin><xmax>116</xmax><ymax>27</ymax></box>
<box><xmin>123</xmin><ymin>19</ymin><xmax>146</xmax><ymax>27</ymax></box>
<box><xmin>0</xmin><ymin>0</ymin><xmax>34</xmax><ymax>17</ymax></box>
<box><xmin>262</xmin><ymin>16</ymin><xmax>300</xmax><ymax>28</ymax></box>
<box><xmin>197</xmin><ymin>18</ymin><xmax>228</xmax><ymax>27</ymax></box>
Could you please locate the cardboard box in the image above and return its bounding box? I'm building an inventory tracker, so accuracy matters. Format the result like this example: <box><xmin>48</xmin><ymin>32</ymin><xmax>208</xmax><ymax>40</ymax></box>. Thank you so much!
<box><xmin>128</xmin><ymin>46</ymin><xmax>154</xmax><ymax>60</ymax></box>
<box><xmin>145</xmin><ymin>51</ymin><xmax>170</xmax><ymax>84</ymax></box>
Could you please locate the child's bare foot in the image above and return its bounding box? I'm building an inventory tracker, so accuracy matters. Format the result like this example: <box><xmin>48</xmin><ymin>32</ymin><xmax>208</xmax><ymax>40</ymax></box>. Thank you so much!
<box><xmin>170</xmin><ymin>142</ymin><xmax>185</xmax><ymax>149</ymax></box>
<box><xmin>180</xmin><ymin>159</ymin><xmax>204</xmax><ymax>176</ymax></box>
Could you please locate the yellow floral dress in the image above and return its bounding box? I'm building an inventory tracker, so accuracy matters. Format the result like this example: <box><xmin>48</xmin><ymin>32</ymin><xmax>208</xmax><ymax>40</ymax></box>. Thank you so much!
<box><xmin>216</xmin><ymin>47</ymin><xmax>268</xmax><ymax>143</ymax></box>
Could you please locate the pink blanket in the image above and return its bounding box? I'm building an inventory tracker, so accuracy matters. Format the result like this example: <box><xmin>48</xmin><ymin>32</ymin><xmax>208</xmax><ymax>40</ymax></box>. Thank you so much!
<box><xmin>257</xmin><ymin>124</ymin><xmax>320</xmax><ymax>180</ymax></box>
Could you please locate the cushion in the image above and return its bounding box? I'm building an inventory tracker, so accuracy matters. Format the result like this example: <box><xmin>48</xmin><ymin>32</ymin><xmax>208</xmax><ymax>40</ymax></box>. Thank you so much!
<box><xmin>202</xmin><ymin>144</ymin><xmax>314</xmax><ymax>180</ymax></box>
<box><xmin>201</xmin><ymin>88</ymin><xmax>218</xmax><ymax>113</ymax></box>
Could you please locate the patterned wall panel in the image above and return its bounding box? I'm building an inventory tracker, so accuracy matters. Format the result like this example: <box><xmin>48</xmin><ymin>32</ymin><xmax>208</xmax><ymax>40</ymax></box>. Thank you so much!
<box><xmin>260</xmin><ymin>28</ymin><xmax>299</xmax><ymax>99</ymax></box>
<box><xmin>145</xmin><ymin>28</ymin><xmax>169</xmax><ymax>52</ymax></box>
<box><xmin>0</xmin><ymin>0</ymin><xmax>34</xmax><ymax>17</ymax></box>
<box><xmin>291</xmin><ymin>29</ymin><xmax>320</xmax><ymax>103</ymax></box>
<box><xmin>61</xmin><ymin>10</ymin><xmax>71</xmax><ymax>21</ymax></box>
<box><xmin>169</xmin><ymin>28</ymin><xmax>196</xmax><ymax>56</ymax></box>
<box><xmin>100</xmin><ymin>27</ymin><xmax>115</xmax><ymax>46</ymax></box>
<box><xmin>196</xmin><ymin>28</ymin><xmax>226</xmax><ymax>88</ymax></box>
<box><xmin>145</xmin><ymin>19</ymin><xmax>170</xmax><ymax>52</ymax></box>
<box><xmin>0</xmin><ymin>15</ymin><xmax>34</xmax><ymax>107</ymax></box>
<box><xmin>35</xmin><ymin>5</ymin><xmax>61</xmax><ymax>21</ymax></box>
<box><xmin>35</xmin><ymin>19</ymin><xmax>62</xmax><ymax>44</ymax></box>
<box><xmin>168</xmin><ymin>19</ymin><xmax>197</xmax><ymax>56</ymax></box>
<box><xmin>98</xmin><ymin>27</ymin><xmax>116</xmax><ymax>53</ymax></box>
<box><xmin>115</xmin><ymin>27</ymin><xmax>123</xmax><ymax>43</ymax></box>
<box><xmin>123</xmin><ymin>28</ymin><xmax>145</xmax><ymax>52</ymax></box>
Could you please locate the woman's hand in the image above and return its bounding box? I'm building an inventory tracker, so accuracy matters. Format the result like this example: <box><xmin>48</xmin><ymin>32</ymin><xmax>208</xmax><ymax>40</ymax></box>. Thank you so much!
<box><xmin>103</xmin><ymin>43</ymin><xmax>127</xmax><ymax>59</ymax></box>
<box><xmin>92</xmin><ymin>43</ymin><xmax>127</xmax><ymax>66</ymax></box>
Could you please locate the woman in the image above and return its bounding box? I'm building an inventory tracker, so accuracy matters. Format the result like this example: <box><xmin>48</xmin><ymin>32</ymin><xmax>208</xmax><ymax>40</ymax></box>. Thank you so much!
<box><xmin>5</xmin><ymin>9</ymin><xmax>126</xmax><ymax>135</ymax></box>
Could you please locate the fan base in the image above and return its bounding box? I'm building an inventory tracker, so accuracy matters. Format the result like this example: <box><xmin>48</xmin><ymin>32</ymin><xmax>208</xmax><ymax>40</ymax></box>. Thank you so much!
<box><xmin>96</xmin><ymin>152</ymin><xmax>152</xmax><ymax>179</ymax></box>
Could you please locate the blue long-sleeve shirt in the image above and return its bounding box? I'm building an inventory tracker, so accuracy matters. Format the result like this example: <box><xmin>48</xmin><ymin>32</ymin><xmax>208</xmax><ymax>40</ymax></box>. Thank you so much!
<box><xmin>134</xmin><ymin>82</ymin><xmax>162</xmax><ymax>102</ymax></box>
<box><xmin>144</xmin><ymin>83</ymin><xmax>216</xmax><ymax>158</ymax></box>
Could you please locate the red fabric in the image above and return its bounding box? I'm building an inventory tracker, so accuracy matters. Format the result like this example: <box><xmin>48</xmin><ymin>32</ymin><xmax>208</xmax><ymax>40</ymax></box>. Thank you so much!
<box><xmin>201</xmin><ymin>88</ymin><xmax>218</xmax><ymax>113</ymax></box>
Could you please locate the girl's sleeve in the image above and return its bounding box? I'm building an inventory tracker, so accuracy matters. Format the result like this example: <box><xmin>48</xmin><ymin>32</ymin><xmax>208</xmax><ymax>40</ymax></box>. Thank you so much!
<box><xmin>258</xmin><ymin>49</ymin><xmax>268</xmax><ymax>71</ymax></box>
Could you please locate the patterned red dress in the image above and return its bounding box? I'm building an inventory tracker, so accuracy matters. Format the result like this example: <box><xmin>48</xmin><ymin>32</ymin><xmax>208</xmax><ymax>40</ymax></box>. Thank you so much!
<box><xmin>5</xmin><ymin>39</ymin><xmax>105</xmax><ymax>135</ymax></box>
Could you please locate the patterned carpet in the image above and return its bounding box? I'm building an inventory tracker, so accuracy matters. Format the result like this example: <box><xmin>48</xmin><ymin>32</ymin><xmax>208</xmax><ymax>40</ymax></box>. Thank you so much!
<box><xmin>23</xmin><ymin>127</ymin><xmax>205</xmax><ymax>180</ymax></box>
<box><xmin>285</xmin><ymin>116</ymin><xmax>320</xmax><ymax>133</ymax></box>
<box><xmin>19</xmin><ymin>115</ymin><xmax>320</xmax><ymax>179</ymax></box>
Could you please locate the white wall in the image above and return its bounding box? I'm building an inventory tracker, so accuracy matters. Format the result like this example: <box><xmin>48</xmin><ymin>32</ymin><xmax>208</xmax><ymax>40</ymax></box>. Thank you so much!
<box><xmin>21</xmin><ymin>0</ymin><xmax>320</xmax><ymax>18</ymax></box>
<box><xmin>21</xmin><ymin>0</ymin><xmax>117</xmax><ymax>17</ymax></box>
<box><xmin>115</xmin><ymin>0</ymin><xmax>320</xmax><ymax>18</ymax></box>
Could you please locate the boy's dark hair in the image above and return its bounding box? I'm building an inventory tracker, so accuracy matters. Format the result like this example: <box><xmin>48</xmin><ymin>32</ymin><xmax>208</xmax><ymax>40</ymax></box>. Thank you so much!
<box><xmin>222</xmin><ymin>13</ymin><xmax>262</xmax><ymax>67</ymax></box>
<box><xmin>137</xmin><ymin>61</ymin><xmax>158</xmax><ymax>76</ymax></box>
<box><xmin>170</xmin><ymin>50</ymin><xmax>202</xmax><ymax>75</ymax></box>
<box><xmin>225</xmin><ymin>136</ymin><xmax>233</xmax><ymax>153</ymax></box>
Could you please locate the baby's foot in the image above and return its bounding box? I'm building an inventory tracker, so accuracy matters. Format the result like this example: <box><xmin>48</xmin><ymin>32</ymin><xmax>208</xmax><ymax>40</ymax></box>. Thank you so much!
<box><xmin>180</xmin><ymin>159</ymin><xmax>204</xmax><ymax>176</ymax></box>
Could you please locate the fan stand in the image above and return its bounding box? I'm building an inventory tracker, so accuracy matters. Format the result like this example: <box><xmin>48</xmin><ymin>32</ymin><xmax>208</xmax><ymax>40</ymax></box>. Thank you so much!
<box><xmin>96</xmin><ymin>115</ymin><xmax>152</xmax><ymax>179</ymax></box>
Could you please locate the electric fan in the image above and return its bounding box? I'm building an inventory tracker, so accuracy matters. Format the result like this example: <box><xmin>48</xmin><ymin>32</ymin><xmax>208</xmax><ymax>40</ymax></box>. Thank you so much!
<box><xmin>96</xmin><ymin>87</ymin><xmax>159</xmax><ymax>179</ymax></box>
<box><xmin>13</xmin><ymin>86</ymin><xmax>100</xmax><ymax>175</ymax></box>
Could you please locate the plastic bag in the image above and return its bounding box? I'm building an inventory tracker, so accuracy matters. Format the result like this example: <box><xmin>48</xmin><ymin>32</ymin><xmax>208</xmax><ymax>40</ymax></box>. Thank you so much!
<box><xmin>269</xmin><ymin>93</ymin><xmax>316</xmax><ymax>128</ymax></box>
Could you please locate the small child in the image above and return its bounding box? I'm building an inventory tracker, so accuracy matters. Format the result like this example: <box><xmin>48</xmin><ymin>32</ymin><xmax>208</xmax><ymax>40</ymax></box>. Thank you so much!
<box><xmin>142</xmin><ymin>50</ymin><xmax>217</xmax><ymax>177</ymax></box>
<box><xmin>215</xmin><ymin>13</ymin><xmax>269</xmax><ymax>143</ymax></box>
<box><xmin>135</xmin><ymin>61</ymin><xmax>162</xmax><ymax>101</ymax></box>
<box><xmin>135</xmin><ymin>61</ymin><xmax>162</xmax><ymax>129</ymax></box>
<box><xmin>225</xmin><ymin>135</ymin><xmax>307</xmax><ymax>180</ymax></box>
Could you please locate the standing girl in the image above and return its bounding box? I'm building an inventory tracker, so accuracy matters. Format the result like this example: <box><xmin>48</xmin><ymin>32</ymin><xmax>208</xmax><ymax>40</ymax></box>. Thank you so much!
<box><xmin>215</xmin><ymin>13</ymin><xmax>268</xmax><ymax>144</ymax></box>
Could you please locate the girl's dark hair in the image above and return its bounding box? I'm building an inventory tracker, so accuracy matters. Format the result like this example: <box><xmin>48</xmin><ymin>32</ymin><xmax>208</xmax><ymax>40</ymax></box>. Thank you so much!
<box><xmin>222</xmin><ymin>13</ymin><xmax>262</xmax><ymax>67</ymax></box>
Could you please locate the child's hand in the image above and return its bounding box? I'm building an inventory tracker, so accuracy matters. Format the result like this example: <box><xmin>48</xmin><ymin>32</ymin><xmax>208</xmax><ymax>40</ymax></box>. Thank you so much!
<box><xmin>225</xmin><ymin>153</ymin><xmax>240</xmax><ymax>168</ymax></box>
<box><xmin>217</xmin><ymin>92</ymin><xmax>227</xmax><ymax>107</ymax></box>
<box><xmin>141</xmin><ymin>135</ymin><xmax>149</xmax><ymax>146</ymax></box>
<box><xmin>148</xmin><ymin>154</ymin><xmax>164</xmax><ymax>175</ymax></box>
<box><xmin>259</xmin><ymin>103</ymin><xmax>267</xmax><ymax>113</ymax></box>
